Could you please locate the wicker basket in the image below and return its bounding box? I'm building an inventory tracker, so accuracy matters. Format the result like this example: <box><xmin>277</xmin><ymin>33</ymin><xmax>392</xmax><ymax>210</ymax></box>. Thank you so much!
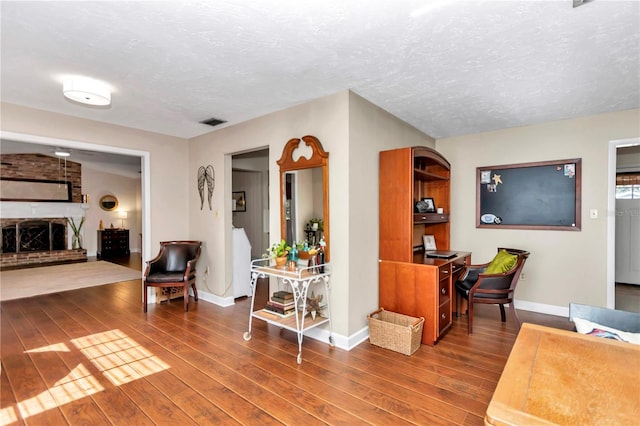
<box><xmin>368</xmin><ymin>308</ymin><xmax>424</xmax><ymax>355</ymax></box>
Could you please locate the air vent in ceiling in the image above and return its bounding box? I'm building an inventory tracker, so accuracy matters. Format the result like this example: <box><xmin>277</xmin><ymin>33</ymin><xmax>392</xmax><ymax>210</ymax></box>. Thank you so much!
<box><xmin>200</xmin><ymin>117</ymin><xmax>227</xmax><ymax>127</ymax></box>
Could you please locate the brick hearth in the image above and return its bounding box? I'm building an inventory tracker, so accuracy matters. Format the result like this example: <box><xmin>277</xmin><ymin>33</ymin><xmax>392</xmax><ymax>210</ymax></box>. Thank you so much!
<box><xmin>1</xmin><ymin>248</ymin><xmax>88</xmax><ymax>269</ymax></box>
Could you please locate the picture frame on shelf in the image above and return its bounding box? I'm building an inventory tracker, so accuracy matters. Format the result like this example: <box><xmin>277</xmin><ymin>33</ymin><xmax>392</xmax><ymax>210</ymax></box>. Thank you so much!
<box><xmin>423</xmin><ymin>234</ymin><xmax>436</xmax><ymax>251</ymax></box>
<box><xmin>423</xmin><ymin>197</ymin><xmax>435</xmax><ymax>213</ymax></box>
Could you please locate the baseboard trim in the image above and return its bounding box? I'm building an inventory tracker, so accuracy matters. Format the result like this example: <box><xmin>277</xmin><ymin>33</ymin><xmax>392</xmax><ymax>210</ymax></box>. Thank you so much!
<box><xmin>198</xmin><ymin>289</ymin><xmax>235</xmax><ymax>307</ymax></box>
<box><xmin>514</xmin><ymin>299</ymin><xmax>569</xmax><ymax>317</ymax></box>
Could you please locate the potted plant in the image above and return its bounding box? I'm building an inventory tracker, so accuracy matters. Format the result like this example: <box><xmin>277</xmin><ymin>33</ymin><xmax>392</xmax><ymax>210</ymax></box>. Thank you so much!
<box><xmin>265</xmin><ymin>239</ymin><xmax>291</xmax><ymax>267</ymax></box>
<box><xmin>67</xmin><ymin>216</ymin><xmax>85</xmax><ymax>249</ymax></box>
<box><xmin>307</xmin><ymin>218</ymin><xmax>323</xmax><ymax>232</ymax></box>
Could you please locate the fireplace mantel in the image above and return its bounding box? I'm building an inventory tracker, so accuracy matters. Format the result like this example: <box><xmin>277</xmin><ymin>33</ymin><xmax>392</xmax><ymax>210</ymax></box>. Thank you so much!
<box><xmin>0</xmin><ymin>201</ymin><xmax>88</xmax><ymax>219</ymax></box>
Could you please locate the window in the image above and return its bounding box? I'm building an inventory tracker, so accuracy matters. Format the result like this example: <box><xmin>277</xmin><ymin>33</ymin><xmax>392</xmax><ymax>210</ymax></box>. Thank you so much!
<box><xmin>616</xmin><ymin>173</ymin><xmax>640</xmax><ymax>199</ymax></box>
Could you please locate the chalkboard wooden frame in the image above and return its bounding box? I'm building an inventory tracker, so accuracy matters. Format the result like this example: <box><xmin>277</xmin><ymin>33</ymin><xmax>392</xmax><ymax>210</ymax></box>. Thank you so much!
<box><xmin>476</xmin><ymin>158</ymin><xmax>581</xmax><ymax>231</ymax></box>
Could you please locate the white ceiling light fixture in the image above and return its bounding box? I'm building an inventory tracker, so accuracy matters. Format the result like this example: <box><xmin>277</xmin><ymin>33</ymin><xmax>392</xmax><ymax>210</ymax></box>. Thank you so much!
<box><xmin>63</xmin><ymin>77</ymin><xmax>111</xmax><ymax>106</ymax></box>
<box><xmin>54</xmin><ymin>149</ymin><xmax>71</xmax><ymax>157</ymax></box>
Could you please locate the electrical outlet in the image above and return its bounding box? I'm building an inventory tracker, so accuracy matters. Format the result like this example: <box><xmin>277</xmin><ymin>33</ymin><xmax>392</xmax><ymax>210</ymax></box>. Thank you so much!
<box><xmin>520</xmin><ymin>271</ymin><xmax>526</xmax><ymax>280</ymax></box>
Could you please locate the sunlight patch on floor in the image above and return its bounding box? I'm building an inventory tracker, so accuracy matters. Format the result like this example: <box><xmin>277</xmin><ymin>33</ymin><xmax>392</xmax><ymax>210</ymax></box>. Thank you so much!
<box><xmin>71</xmin><ymin>329</ymin><xmax>170</xmax><ymax>386</ymax></box>
<box><xmin>1</xmin><ymin>329</ymin><xmax>169</xmax><ymax>425</ymax></box>
<box><xmin>25</xmin><ymin>342</ymin><xmax>70</xmax><ymax>353</ymax></box>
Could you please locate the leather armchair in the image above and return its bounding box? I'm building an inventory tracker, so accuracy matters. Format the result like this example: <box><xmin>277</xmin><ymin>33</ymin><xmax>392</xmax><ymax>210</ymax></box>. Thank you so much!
<box><xmin>143</xmin><ymin>240</ymin><xmax>202</xmax><ymax>312</ymax></box>
<box><xmin>455</xmin><ymin>248</ymin><xmax>529</xmax><ymax>334</ymax></box>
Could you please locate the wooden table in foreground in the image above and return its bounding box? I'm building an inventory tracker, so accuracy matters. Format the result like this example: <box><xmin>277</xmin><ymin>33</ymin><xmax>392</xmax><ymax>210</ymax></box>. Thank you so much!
<box><xmin>485</xmin><ymin>323</ymin><xmax>640</xmax><ymax>425</ymax></box>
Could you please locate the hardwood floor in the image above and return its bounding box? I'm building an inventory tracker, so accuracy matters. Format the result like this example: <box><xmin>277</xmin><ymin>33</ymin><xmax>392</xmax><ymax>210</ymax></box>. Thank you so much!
<box><xmin>1</xmin><ymin>276</ymin><xmax>572</xmax><ymax>425</ymax></box>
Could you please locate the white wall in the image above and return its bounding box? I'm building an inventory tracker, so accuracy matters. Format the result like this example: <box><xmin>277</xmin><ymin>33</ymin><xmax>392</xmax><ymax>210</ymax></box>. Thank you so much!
<box><xmin>437</xmin><ymin>108</ymin><xmax>640</xmax><ymax>313</ymax></box>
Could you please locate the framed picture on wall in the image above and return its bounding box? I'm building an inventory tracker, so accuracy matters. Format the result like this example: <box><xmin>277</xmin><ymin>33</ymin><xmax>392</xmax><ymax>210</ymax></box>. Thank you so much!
<box><xmin>232</xmin><ymin>191</ymin><xmax>246</xmax><ymax>212</ymax></box>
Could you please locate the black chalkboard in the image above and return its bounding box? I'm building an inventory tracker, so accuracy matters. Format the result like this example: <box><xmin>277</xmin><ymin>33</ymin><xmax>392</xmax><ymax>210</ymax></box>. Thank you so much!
<box><xmin>476</xmin><ymin>159</ymin><xmax>581</xmax><ymax>231</ymax></box>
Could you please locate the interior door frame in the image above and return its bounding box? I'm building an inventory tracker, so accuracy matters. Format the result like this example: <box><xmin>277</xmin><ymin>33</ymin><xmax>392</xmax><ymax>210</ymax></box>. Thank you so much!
<box><xmin>0</xmin><ymin>130</ymin><xmax>150</xmax><ymax>279</ymax></box>
<box><xmin>607</xmin><ymin>137</ymin><xmax>640</xmax><ymax>308</ymax></box>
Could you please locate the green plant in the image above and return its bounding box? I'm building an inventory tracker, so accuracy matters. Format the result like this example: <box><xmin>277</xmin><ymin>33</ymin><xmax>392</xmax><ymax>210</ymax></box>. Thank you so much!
<box><xmin>307</xmin><ymin>218</ymin><xmax>324</xmax><ymax>231</ymax></box>
<box><xmin>67</xmin><ymin>216</ymin><xmax>85</xmax><ymax>249</ymax></box>
<box><xmin>265</xmin><ymin>239</ymin><xmax>291</xmax><ymax>258</ymax></box>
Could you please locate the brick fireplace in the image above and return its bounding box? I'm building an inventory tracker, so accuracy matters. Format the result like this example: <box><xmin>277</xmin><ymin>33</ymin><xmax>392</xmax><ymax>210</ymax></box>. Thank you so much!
<box><xmin>1</xmin><ymin>218</ymin><xmax>87</xmax><ymax>269</ymax></box>
<box><xmin>1</xmin><ymin>153</ymin><xmax>88</xmax><ymax>269</ymax></box>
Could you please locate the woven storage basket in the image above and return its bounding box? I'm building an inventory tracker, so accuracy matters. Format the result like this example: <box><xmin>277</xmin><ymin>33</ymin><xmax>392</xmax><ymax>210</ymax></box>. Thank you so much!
<box><xmin>368</xmin><ymin>308</ymin><xmax>424</xmax><ymax>355</ymax></box>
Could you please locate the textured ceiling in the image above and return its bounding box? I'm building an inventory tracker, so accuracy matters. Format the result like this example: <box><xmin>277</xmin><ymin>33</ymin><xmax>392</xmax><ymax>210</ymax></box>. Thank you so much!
<box><xmin>1</xmin><ymin>0</ymin><xmax>639</xmax><ymax>140</ymax></box>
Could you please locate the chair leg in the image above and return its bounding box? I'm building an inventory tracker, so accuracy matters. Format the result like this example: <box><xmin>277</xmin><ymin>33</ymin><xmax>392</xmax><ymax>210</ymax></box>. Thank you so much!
<box><xmin>456</xmin><ymin>292</ymin><xmax>461</xmax><ymax>318</ymax></box>
<box><xmin>183</xmin><ymin>285</ymin><xmax>190</xmax><ymax>312</ymax></box>
<box><xmin>192</xmin><ymin>283</ymin><xmax>199</xmax><ymax>302</ymax></box>
<box><xmin>499</xmin><ymin>304</ymin><xmax>506</xmax><ymax>322</ymax></box>
<box><xmin>508</xmin><ymin>302</ymin><xmax>521</xmax><ymax>332</ymax></box>
<box><xmin>143</xmin><ymin>282</ymin><xmax>148</xmax><ymax>312</ymax></box>
<box><xmin>467</xmin><ymin>300</ymin><xmax>474</xmax><ymax>335</ymax></box>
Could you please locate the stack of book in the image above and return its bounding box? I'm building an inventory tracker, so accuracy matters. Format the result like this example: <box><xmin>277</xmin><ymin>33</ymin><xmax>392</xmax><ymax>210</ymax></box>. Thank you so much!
<box><xmin>264</xmin><ymin>291</ymin><xmax>295</xmax><ymax>317</ymax></box>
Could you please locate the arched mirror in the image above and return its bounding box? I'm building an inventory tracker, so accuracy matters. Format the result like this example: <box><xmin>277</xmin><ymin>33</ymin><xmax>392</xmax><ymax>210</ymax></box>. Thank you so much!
<box><xmin>278</xmin><ymin>135</ymin><xmax>330</xmax><ymax>260</ymax></box>
<box><xmin>99</xmin><ymin>194</ymin><xmax>119</xmax><ymax>211</ymax></box>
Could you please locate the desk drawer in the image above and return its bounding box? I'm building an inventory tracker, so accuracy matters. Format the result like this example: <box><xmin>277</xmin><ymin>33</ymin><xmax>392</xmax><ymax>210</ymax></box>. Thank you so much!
<box><xmin>438</xmin><ymin>301</ymin><xmax>451</xmax><ymax>333</ymax></box>
<box><xmin>438</xmin><ymin>280</ymin><xmax>449</xmax><ymax>303</ymax></box>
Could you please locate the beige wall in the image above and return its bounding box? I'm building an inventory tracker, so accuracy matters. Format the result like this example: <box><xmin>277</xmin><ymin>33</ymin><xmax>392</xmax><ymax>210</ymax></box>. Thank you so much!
<box><xmin>617</xmin><ymin>145</ymin><xmax>640</xmax><ymax>171</ymax></box>
<box><xmin>7</xmin><ymin>98</ymin><xmax>634</xmax><ymax>342</ymax></box>
<box><xmin>347</xmin><ymin>92</ymin><xmax>436</xmax><ymax>335</ymax></box>
<box><xmin>437</xmin><ymin>109</ymin><xmax>640</xmax><ymax>312</ymax></box>
<box><xmin>188</xmin><ymin>91</ymin><xmax>351</xmax><ymax>335</ymax></box>
<box><xmin>1</xmin><ymin>102</ymin><xmax>190</xmax><ymax>260</ymax></box>
<box><xmin>82</xmin><ymin>167</ymin><xmax>142</xmax><ymax>255</ymax></box>
<box><xmin>188</xmin><ymin>90</ymin><xmax>438</xmax><ymax>341</ymax></box>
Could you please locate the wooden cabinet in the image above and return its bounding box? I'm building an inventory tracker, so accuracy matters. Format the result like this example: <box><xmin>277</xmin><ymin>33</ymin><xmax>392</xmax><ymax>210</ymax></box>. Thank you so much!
<box><xmin>379</xmin><ymin>146</ymin><xmax>461</xmax><ymax>346</ymax></box>
<box><xmin>379</xmin><ymin>253</ymin><xmax>469</xmax><ymax>346</ymax></box>
<box><xmin>97</xmin><ymin>229</ymin><xmax>130</xmax><ymax>259</ymax></box>
<box><xmin>379</xmin><ymin>146</ymin><xmax>450</xmax><ymax>262</ymax></box>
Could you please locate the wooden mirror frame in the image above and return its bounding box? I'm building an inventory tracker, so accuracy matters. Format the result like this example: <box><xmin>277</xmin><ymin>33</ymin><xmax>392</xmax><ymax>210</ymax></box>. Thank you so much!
<box><xmin>99</xmin><ymin>194</ymin><xmax>119</xmax><ymax>211</ymax></box>
<box><xmin>277</xmin><ymin>135</ymin><xmax>330</xmax><ymax>260</ymax></box>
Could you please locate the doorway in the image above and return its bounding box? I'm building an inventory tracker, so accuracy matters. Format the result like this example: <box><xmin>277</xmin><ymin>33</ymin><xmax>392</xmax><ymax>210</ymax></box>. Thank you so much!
<box><xmin>614</xmin><ymin>144</ymin><xmax>640</xmax><ymax>313</ymax></box>
<box><xmin>0</xmin><ymin>131</ymin><xmax>150</xmax><ymax>295</ymax></box>
<box><xmin>231</xmin><ymin>148</ymin><xmax>269</xmax><ymax>259</ymax></box>
<box><xmin>608</xmin><ymin>138</ymin><xmax>640</xmax><ymax>312</ymax></box>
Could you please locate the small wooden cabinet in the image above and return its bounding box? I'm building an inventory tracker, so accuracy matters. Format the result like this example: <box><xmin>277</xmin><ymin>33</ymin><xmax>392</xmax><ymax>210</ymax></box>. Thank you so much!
<box><xmin>97</xmin><ymin>229</ymin><xmax>130</xmax><ymax>259</ymax></box>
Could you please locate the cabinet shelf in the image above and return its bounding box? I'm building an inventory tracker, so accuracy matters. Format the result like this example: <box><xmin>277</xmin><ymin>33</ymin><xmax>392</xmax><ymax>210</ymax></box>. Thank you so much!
<box><xmin>252</xmin><ymin>309</ymin><xmax>329</xmax><ymax>332</ymax></box>
<box><xmin>413</xmin><ymin>168</ymin><xmax>449</xmax><ymax>182</ymax></box>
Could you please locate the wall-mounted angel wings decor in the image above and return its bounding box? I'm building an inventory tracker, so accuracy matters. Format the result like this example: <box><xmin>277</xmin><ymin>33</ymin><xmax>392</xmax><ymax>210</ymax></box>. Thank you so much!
<box><xmin>197</xmin><ymin>165</ymin><xmax>215</xmax><ymax>210</ymax></box>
